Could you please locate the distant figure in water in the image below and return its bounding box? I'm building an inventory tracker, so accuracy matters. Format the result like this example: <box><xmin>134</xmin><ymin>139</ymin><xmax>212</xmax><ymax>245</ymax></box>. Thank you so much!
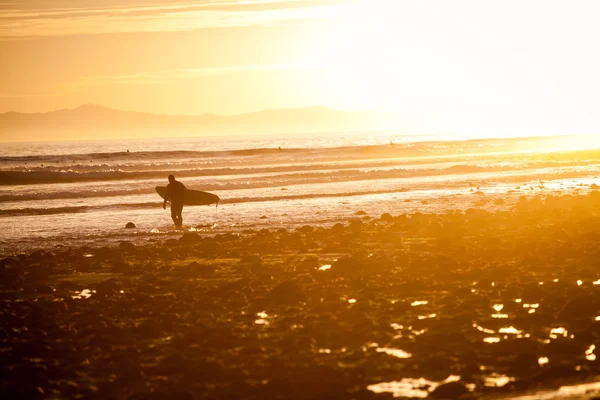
<box><xmin>163</xmin><ymin>174</ymin><xmax>186</xmax><ymax>227</ymax></box>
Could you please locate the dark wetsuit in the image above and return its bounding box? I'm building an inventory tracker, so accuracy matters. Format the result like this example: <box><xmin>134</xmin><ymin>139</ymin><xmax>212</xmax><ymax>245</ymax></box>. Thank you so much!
<box><xmin>165</xmin><ymin>180</ymin><xmax>186</xmax><ymax>226</ymax></box>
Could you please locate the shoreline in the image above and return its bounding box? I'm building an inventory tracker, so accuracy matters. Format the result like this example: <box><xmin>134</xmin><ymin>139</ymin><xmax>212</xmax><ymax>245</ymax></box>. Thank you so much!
<box><xmin>3</xmin><ymin>192</ymin><xmax>600</xmax><ymax>398</ymax></box>
<box><xmin>2</xmin><ymin>177</ymin><xmax>598</xmax><ymax>257</ymax></box>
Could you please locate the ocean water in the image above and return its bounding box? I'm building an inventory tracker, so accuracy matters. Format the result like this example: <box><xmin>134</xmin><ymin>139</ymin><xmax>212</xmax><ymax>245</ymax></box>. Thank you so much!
<box><xmin>1</xmin><ymin>131</ymin><xmax>600</xmax><ymax>255</ymax></box>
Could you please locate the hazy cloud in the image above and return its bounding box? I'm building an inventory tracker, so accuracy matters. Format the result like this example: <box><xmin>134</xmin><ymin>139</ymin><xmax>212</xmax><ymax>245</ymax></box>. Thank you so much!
<box><xmin>61</xmin><ymin>63</ymin><xmax>319</xmax><ymax>89</ymax></box>
<box><xmin>0</xmin><ymin>91</ymin><xmax>59</xmax><ymax>99</ymax></box>
<box><xmin>0</xmin><ymin>0</ymin><xmax>343</xmax><ymax>38</ymax></box>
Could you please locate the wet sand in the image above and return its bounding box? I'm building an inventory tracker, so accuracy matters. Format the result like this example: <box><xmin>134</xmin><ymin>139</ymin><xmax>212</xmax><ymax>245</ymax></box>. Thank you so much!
<box><xmin>3</xmin><ymin>192</ymin><xmax>600</xmax><ymax>399</ymax></box>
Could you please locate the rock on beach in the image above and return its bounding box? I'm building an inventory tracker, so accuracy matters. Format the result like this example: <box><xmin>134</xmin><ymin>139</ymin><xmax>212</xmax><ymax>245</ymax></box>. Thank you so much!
<box><xmin>3</xmin><ymin>192</ymin><xmax>600</xmax><ymax>399</ymax></box>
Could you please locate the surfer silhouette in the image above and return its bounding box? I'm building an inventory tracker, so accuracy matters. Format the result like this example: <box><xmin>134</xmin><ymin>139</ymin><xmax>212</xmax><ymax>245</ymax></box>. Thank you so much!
<box><xmin>163</xmin><ymin>174</ymin><xmax>186</xmax><ymax>227</ymax></box>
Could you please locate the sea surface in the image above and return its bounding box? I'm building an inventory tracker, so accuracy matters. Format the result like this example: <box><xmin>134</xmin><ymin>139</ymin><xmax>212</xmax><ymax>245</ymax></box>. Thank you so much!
<box><xmin>2</xmin><ymin>131</ymin><xmax>600</xmax><ymax>255</ymax></box>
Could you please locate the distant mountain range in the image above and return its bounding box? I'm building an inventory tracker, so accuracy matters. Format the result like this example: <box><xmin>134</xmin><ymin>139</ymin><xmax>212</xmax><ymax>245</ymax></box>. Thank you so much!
<box><xmin>0</xmin><ymin>104</ymin><xmax>410</xmax><ymax>142</ymax></box>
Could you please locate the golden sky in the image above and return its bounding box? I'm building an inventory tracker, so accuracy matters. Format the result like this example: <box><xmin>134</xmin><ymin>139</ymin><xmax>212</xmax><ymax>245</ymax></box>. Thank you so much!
<box><xmin>1</xmin><ymin>0</ymin><xmax>599</xmax><ymax>135</ymax></box>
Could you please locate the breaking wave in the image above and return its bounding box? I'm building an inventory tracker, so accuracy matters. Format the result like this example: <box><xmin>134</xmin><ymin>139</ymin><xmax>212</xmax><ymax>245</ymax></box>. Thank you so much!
<box><xmin>0</xmin><ymin>160</ymin><xmax>589</xmax><ymax>189</ymax></box>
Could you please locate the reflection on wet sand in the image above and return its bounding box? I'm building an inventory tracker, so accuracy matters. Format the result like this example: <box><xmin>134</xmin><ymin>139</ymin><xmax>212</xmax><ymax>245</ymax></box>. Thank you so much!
<box><xmin>6</xmin><ymin>191</ymin><xmax>600</xmax><ymax>398</ymax></box>
<box><xmin>549</xmin><ymin>327</ymin><xmax>568</xmax><ymax>339</ymax></box>
<box><xmin>499</xmin><ymin>326</ymin><xmax>523</xmax><ymax>335</ymax></box>
<box><xmin>71</xmin><ymin>289</ymin><xmax>93</xmax><ymax>299</ymax></box>
<box><xmin>585</xmin><ymin>345</ymin><xmax>596</xmax><ymax>361</ymax></box>
<box><xmin>376</xmin><ymin>347</ymin><xmax>412</xmax><ymax>359</ymax></box>
<box><xmin>509</xmin><ymin>380</ymin><xmax>600</xmax><ymax>399</ymax></box>
<box><xmin>254</xmin><ymin>311</ymin><xmax>271</xmax><ymax>325</ymax></box>
<box><xmin>483</xmin><ymin>337</ymin><xmax>501</xmax><ymax>344</ymax></box>
<box><xmin>368</xmin><ymin>375</ymin><xmax>462</xmax><ymax>398</ymax></box>
<box><xmin>485</xmin><ymin>373</ymin><xmax>514</xmax><ymax>387</ymax></box>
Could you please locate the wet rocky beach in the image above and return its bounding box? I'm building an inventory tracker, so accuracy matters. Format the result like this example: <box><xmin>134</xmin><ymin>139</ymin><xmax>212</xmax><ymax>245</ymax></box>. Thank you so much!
<box><xmin>4</xmin><ymin>192</ymin><xmax>600</xmax><ymax>399</ymax></box>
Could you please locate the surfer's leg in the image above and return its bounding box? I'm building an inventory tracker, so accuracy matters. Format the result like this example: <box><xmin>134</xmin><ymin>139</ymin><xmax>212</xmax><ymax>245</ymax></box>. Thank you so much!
<box><xmin>171</xmin><ymin>202</ymin><xmax>183</xmax><ymax>227</ymax></box>
<box><xmin>177</xmin><ymin>203</ymin><xmax>183</xmax><ymax>226</ymax></box>
<box><xmin>170</xmin><ymin>205</ymin><xmax>179</xmax><ymax>226</ymax></box>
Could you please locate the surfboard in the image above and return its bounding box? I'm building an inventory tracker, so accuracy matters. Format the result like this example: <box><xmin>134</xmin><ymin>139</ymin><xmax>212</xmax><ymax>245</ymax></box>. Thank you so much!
<box><xmin>156</xmin><ymin>186</ymin><xmax>220</xmax><ymax>206</ymax></box>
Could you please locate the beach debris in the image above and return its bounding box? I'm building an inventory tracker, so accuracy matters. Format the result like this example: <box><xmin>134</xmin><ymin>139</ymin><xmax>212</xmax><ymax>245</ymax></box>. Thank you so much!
<box><xmin>380</xmin><ymin>213</ymin><xmax>394</xmax><ymax>222</ymax></box>
<box><xmin>9</xmin><ymin>184</ymin><xmax>600</xmax><ymax>399</ymax></box>
<box><xmin>265</xmin><ymin>281</ymin><xmax>307</xmax><ymax>305</ymax></box>
<box><xmin>118</xmin><ymin>241</ymin><xmax>135</xmax><ymax>250</ymax></box>
<box><xmin>348</xmin><ymin>219</ymin><xmax>364</xmax><ymax>231</ymax></box>
<box><xmin>179</xmin><ymin>232</ymin><xmax>202</xmax><ymax>244</ymax></box>
<box><xmin>296</xmin><ymin>257</ymin><xmax>319</xmax><ymax>272</ymax></box>
<box><xmin>58</xmin><ymin>280</ymin><xmax>80</xmax><ymax>291</ymax></box>
<box><xmin>562</xmin><ymin>297</ymin><xmax>597</xmax><ymax>317</ymax></box>
<box><xmin>94</xmin><ymin>278</ymin><xmax>119</xmax><ymax>295</ymax></box>
<box><xmin>331</xmin><ymin>256</ymin><xmax>366</xmax><ymax>275</ymax></box>
<box><xmin>36</xmin><ymin>285</ymin><xmax>53</xmax><ymax>294</ymax></box>
<box><xmin>0</xmin><ymin>257</ymin><xmax>23</xmax><ymax>281</ymax></box>
<box><xmin>0</xmin><ymin>256</ymin><xmax>21</xmax><ymax>269</ymax></box>
<box><xmin>430</xmin><ymin>381</ymin><xmax>470</xmax><ymax>398</ymax></box>
<box><xmin>173</xmin><ymin>261</ymin><xmax>218</xmax><ymax>277</ymax></box>
<box><xmin>296</xmin><ymin>225</ymin><xmax>314</xmax><ymax>233</ymax></box>
<box><xmin>239</xmin><ymin>254</ymin><xmax>262</xmax><ymax>270</ymax></box>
